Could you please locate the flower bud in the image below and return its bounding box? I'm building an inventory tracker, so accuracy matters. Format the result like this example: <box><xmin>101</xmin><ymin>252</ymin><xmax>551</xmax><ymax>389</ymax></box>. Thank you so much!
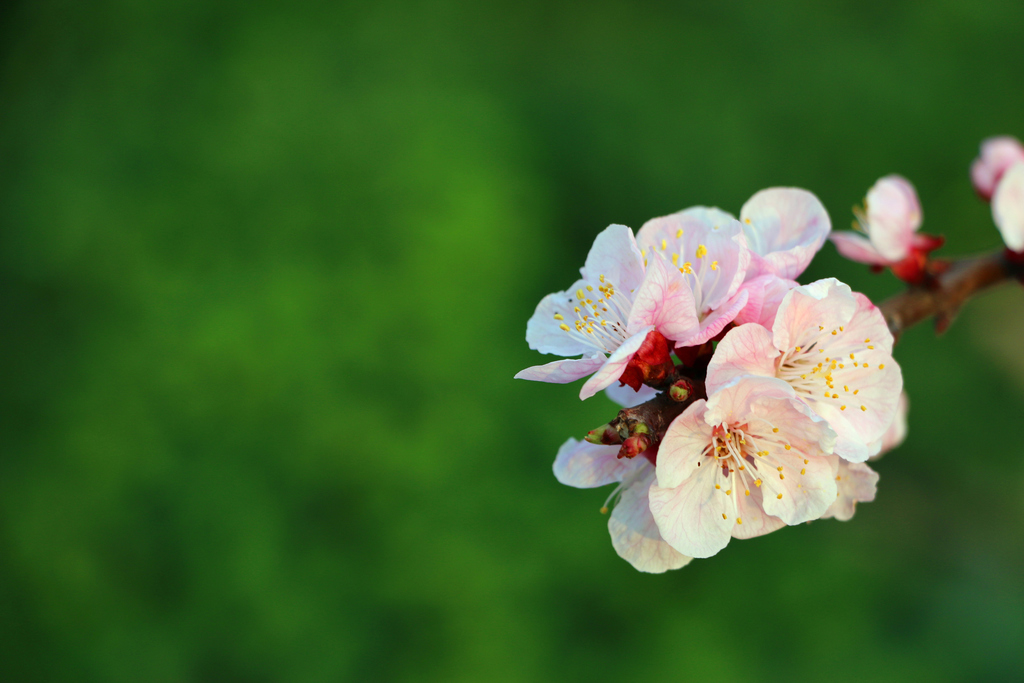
<box><xmin>669</xmin><ymin>379</ymin><xmax>694</xmax><ymax>402</ymax></box>
<box><xmin>618</xmin><ymin>433</ymin><xmax>652</xmax><ymax>459</ymax></box>
<box><xmin>585</xmin><ymin>423</ymin><xmax>622</xmax><ymax>445</ymax></box>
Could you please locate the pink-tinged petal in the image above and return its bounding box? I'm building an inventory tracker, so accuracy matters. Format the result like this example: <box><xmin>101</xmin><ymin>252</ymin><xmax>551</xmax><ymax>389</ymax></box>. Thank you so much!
<box><xmin>684</xmin><ymin>289</ymin><xmax>749</xmax><ymax>347</ymax></box>
<box><xmin>830</xmin><ymin>232</ymin><xmax>890</xmax><ymax>266</ymax></box>
<box><xmin>608</xmin><ymin>464</ymin><xmax>693</xmax><ymax>573</ymax></box>
<box><xmin>972</xmin><ymin>136</ymin><xmax>1024</xmax><ymax>201</ymax></box>
<box><xmin>822</xmin><ymin>457</ymin><xmax>879</xmax><ymax>521</ymax></box>
<box><xmin>578</xmin><ymin>327</ymin><xmax>654</xmax><ymax>400</ymax></box>
<box><xmin>993</xmin><ymin>162</ymin><xmax>1024</xmax><ymax>252</ymax></box>
<box><xmin>524</xmin><ymin>280</ymin><xmax>595</xmax><ymax>356</ymax></box>
<box><xmin>656</xmin><ymin>400</ymin><xmax>714</xmax><ymax>489</ymax></box>
<box><xmin>705</xmin><ymin>323</ymin><xmax>781</xmax><ymax>395</ymax></box>
<box><xmin>734</xmin><ymin>275</ymin><xmax>799</xmax><ymax>328</ymax></box>
<box><xmin>515</xmin><ymin>354</ymin><xmax>606</xmax><ymax>384</ymax></box>
<box><xmin>871</xmin><ymin>391</ymin><xmax>908</xmax><ymax>459</ymax></box>
<box><xmin>730</xmin><ymin>483</ymin><xmax>786</xmax><ymax>540</ymax></box>
<box><xmin>626</xmin><ymin>252</ymin><xmax>700</xmax><ymax>343</ymax></box>
<box><xmin>757</xmin><ymin>445</ymin><xmax>837</xmax><ymax>525</ymax></box>
<box><xmin>649</xmin><ymin>456</ymin><xmax>733</xmax><ymax>559</ymax></box>
<box><xmin>866</xmin><ymin>175</ymin><xmax>922</xmax><ymax>261</ymax></box>
<box><xmin>740</xmin><ymin>188</ymin><xmax>831</xmax><ymax>279</ymax></box>
<box><xmin>581</xmin><ymin>224</ymin><xmax>646</xmax><ymax>295</ymax></box>
<box><xmin>553</xmin><ymin>438</ymin><xmax>632</xmax><ymax>488</ymax></box>
<box><xmin>636</xmin><ymin>208</ymin><xmax>750</xmax><ymax>310</ymax></box>
<box><xmin>605</xmin><ymin>383</ymin><xmax>658</xmax><ymax>409</ymax></box>
<box><xmin>771</xmin><ymin>278</ymin><xmax>857</xmax><ymax>353</ymax></box>
<box><xmin>704</xmin><ymin>375</ymin><xmax>798</xmax><ymax>428</ymax></box>
<box><xmin>805</xmin><ymin>293</ymin><xmax>901</xmax><ymax>462</ymax></box>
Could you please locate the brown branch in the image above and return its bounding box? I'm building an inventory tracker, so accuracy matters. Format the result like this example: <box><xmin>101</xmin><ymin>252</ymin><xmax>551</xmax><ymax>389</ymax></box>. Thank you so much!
<box><xmin>880</xmin><ymin>250</ymin><xmax>1021</xmax><ymax>337</ymax></box>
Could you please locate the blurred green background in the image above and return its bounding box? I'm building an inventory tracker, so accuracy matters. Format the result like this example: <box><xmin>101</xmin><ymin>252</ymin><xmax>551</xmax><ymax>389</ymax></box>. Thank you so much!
<box><xmin>1</xmin><ymin>1</ymin><xmax>1023</xmax><ymax>681</ymax></box>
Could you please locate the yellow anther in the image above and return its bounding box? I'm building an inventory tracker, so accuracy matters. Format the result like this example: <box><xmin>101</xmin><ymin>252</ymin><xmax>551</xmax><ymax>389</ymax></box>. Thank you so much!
<box><xmin>777</xmin><ymin>466</ymin><xmax>783</xmax><ymax>471</ymax></box>
<box><xmin>711</xmin><ymin>260</ymin><xmax>719</xmax><ymax>270</ymax></box>
<box><xmin>725</xmin><ymin>489</ymin><xmax>732</xmax><ymax>495</ymax></box>
<box><xmin>661</xmin><ymin>238</ymin><xmax>667</xmax><ymax>250</ymax></box>
<box><xmin>779</xmin><ymin>474</ymin><xmax>785</xmax><ymax>480</ymax></box>
<box><xmin>672</xmin><ymin>253</ymin><xmax>679</xmax><ymax>265</ymax></box>
<box><xmin>599</xmin><ymin>274</ymin><xmax>605</xmax><ymax>282</ymax></box>
<box><xmin>576</xmin><ymin>289</ymin><xmax>585</xmax><ymax>300</ymax></box>
<box><xmin>849</xmin><ymin>353</ymin><xmax>855</xmax><ymax>360</ymax></box>
<box><xmin>744</xmin><ymin>218</ymin><xmax>751</xmax><ymax>223</ymax></box>
<box><xmin>795</xmin><ymin>346</ymin><xmax>802</xmax><ymax>352</ymax></box>
<box><xmin>864</xmin><ymin>338</ymin><xmax>870</xmax><ymax>343</ymax></box>
<box><xmin>553</xmin><ymin>314</ymin><xmax>564</xmax><ymax>320</ymax></box>
<box><xmin>676</xmin><ymin>228</ymin><xmax>683</xmax><ymax>238</ymax></box>
<box><xmin>744</xmin><ymin>490</ymin><xmax>750</xmax><ymax>496</ymax></box>
<box><xmin>832</xmin><ymin>393</ymin><xmax>838</xmax><ymax>399</ymax></box>
<box><xmin>800</xmin><ymin>374</ymin><xmax>806</xmax><ymax>379</ymax></box>
<box><xmin>860</xmin><ymin>405</ymin><xmax>867</xmax><ymax>411</ymax></box>
<box><xmin>600</xmin><ymin>506</ymin><xmax>609</xmax><ymax>514</ymax></box>
<box><xmin>867</xmin><ymin>345</ymin><xmax>874</xmax><ymax>350</ymax></box>
<box><xmin>574</xmin><ymin>306</ymin><xmax>580</xmax><ymax>312</ymax></box>
<box><xmin>559</xmin><ymin>324</ymin><xmax>570</xmax><ymax>331</ymax></box>
<box><xmin>840</xmin><ymin>405</ymin><xmax>846</xmax><ymax>411</ymax></box>
<box><xmin>772</xmin><ymin>427</ymin><xmax>779</xmax><ymax>433</ymax></box>
<box><xmin>844</xmin><ymin>385</ymin><xmax>849</xmax><ymax>392</ymax></box>
<box><xmin>777</xmin><ymin>493</ymin><xmax>783</xmax><ymax>499</ymax></box>
<box><xmin>831</xmin><ymin>330</ymin><xmax>837</xmax><ymax>335</ymax></box>
<box><xmin>695</xmin><ymin>244</ymin><xmax>707</xmax><ymax>258</ymax></box>
<box><xmin>722</xmin><ymin>513</ymin><xmax>728</xmax><ymax>520</ymax></box>
<box><xmin>853</xmin><ymin>389</ymin><xmax>859</xmax><ymax>395</ymax></box>
<box><xmin>819</xmin><ymin>325</ymin><xmax>824</xmax><ymax>331</ymax></box>
<box><xmin>839</xmin><ymin>364</ymin><xmax>845</xmax><ymax>369</ymax></box>
<box><xmin>879</xmin><ymin>363</ymin><xmax>885</xmax><ymax>369</ymax></box>
<box><xmin>755</xmin><ymin>479</ymin><xmax>762</xmax><ymax>487</ymax></box>
<box><xmin>803</xmin><ymin>459</ymin><xmax>809</xmax><ymax>464</ymax></box>
<box><xmin>715</xmin><ymin>484</ymin><xmax>721</xmax><ymax>489</ymax></box>
<box><xmin>784</xmin><ymin>444</ymin><xmax>791</xmax><ymax>450</ymax></box>
<box><xmin>801</xmin><ymin>468</ymin><xmax>806</xmax><ymax>475</ymax></box>
<box><xmin>737</xmin><ymin>517</ymin><xmax>743</xmax><ymax>524</ymax></box>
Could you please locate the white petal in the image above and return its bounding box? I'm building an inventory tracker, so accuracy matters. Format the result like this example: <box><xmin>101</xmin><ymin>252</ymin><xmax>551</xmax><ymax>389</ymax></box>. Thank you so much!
<box><xmin>581</xmin><ymin>224</ymin><xmax>646</xmax><ymax>294</ymax></box>
<box><xmin>553</xmin><ymin>438</ymin><xmax>632</xmax><ymax>488</ymax></box>
<box><xmin>515</xmin><ymin>354</ymin><xmax>606</xmax><ymax>384</ymax></box>
<box><xmin>608</xmin><ymin>464</ymin><xmax>693</xmax><ymax>573</ymax></box>
<box><xmin>993</xmin><ymin>162</ymin><xmax>1024</xmax><ymax>252</ymax></box>
<box><xmin>740</xmin><ymin>188</ymin><xmax>831</xmax><ymax>279</ymax></box>
<box><xmin>578</xmin><ymin>327</ymin><xmax>654</xmax><ymax>400</ymax></box>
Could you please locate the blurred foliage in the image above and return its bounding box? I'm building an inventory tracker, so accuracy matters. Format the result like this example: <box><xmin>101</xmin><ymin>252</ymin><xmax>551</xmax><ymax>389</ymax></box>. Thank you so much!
<box><xmin>0</xmin><ymin>0</ymin><xmax>1023</xmax><ymax>681</ymax></box>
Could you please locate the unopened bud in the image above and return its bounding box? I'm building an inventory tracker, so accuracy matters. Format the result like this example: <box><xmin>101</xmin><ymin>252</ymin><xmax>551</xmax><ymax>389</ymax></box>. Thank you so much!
<box><xmin>585</xmin><ymin>423</ymin><xmax>622</xmax><ymax>445</ymax></box>
<box><xmin>618</xmin><ymin>433</ymin><xmax>652</xmax><ymax>459</ymax></box>
<box><xmin>669</xmin><ymin>379</ymin><xmax>693</xmax><ymax>402</ymax></box>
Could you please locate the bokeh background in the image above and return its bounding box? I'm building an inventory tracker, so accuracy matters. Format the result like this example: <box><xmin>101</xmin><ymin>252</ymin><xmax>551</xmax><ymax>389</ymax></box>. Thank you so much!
<box><xmin>2</xmin><ymin>1</ymin><xmax>1023</xmax><ymax>681</ymax></box>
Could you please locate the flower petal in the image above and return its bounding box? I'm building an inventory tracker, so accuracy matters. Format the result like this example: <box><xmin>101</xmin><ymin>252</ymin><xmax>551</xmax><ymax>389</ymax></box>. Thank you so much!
<box><xmin>581</xmin><ymin>224</ymin><xmax>646</xmax><ymax>295</ymax></box>
<box><xmin>705</xmin><ymin>323</ymin><xmax>781</xmax><ymax>395</ymax></box>
<box><xmin>626</xmin><ymin>252</ymin><xmax>700</xmax><ymax>343</ymax></box>
<box><xmin>649</xmin><ymin>457</ymin><xmax>733</xmax><ymax>559</ymax></box>
<box><xmin>684</xmin><ymin>289</ymin><xmax>749</xmax><ymax>347</ymax></box>
<box><xmin>757</xmin><ymin>445</ymin><xmax>837</xmax><ymax>525</ymax></box>
<box><xmin>972</xmin><ymin>136</ymin><xmax>1024</xmax><ymax>201</ymax></box>
<box><xmin>821</xmin><ymin>457</ymin><xmax>879</xmax><ymax>521</ymax></box>
<box><xmin>731</xmin><ymin>482</ymin><xmax>786</xmax><ymax>540</ymax></box>
<box><xmin>605</xmin><ymin>382</ymin><xmax>658</xmax><ymax>409</ymax></box>
<box><xmin>608</xmin><ymin>464</ymin><xmax>693</xmax><ymax>573</ymax></box>
<box><xmin>553</xmin><ymin>438</ymin><xmax>633</xmax><ymax>488</ymax></box>
<box><xmin>993</xmin><ymin>161</ymin><xmax>1024</xmax><ymax>252</ymax></box>
<box><xmin>656</xmin><ymin>400</ymin><xmax>714</xmax><ymax>489</ymax></box>
<box><xmin>524</xmin><ymin>280</ymin><xmax>596</xmax><ymax>356</ymax></box>
<box><xmin>636</xmin><ymin>207</ymin><xmax>749</xmax><ymax>310</ymax></box>
<box><xmin>771</xmin><ymin>278</ymin><xmax>857</xmax><ymax>353</ymax></box>
<box><xmin>515</xmin><ymin>354</ymin><xmax>606</xmax><ymax>384</ymax></box>
<box><xmin>866</xmin><ymin>175</ymin><xmax>922</xmax><ymax>262</ymax></box>
<box><xmin>578</xmin><ymin>327</ymin><xmax>654</xmax><ymax>400</ymax></box>
<box><xmin>830</xmin><ymin>232</ymin><xmax>889</xmax><ymax>266</ymax></box>
<box><xmin>740</xmin><ymin>188</ymin><xmax>831</xmax><ymax>279</ymax></box>
<box><xmin>870</xmin><ymin>391</ymin><xmax>908</xmax><ymax>460</ymax></box>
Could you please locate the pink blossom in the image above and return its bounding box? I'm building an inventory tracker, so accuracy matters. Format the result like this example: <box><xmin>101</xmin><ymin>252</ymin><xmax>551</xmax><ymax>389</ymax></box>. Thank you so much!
<box><xmin>992</xmin><ymin>161</ymin><xmax>1024</xmax><ymax>252</ymax></box>
<box><xmin>634</xmin><ymin>207</ymin><xmax>750</xmax><ymax>347</ymax></box>
<box><xmin>733</xmin><ymin>274</ymin><xmax>799</xmax><ymax>330</ymax></box>
<box><xmin>648</xmin><ymin>376</ymin><xmax>837</xmax><ymax>558</ymax></box>
<box><xmin>971</xmin><ymin>136</ymin><xmax>1024</xmax><ymax>201</ymax></box>
<box><xmin>706</xmin><ymin>279</ymin><xmax>903</xmax><ymax>463</ymax></box>
<box><xmin>516</xmin><ymin>224</ymin><xmax>700</xmax><ymax>399</ymax></box>
<box><xmin>740</xmin><ymin>188</ymin><xmax>832</xmax><ymax>280</ymax></box>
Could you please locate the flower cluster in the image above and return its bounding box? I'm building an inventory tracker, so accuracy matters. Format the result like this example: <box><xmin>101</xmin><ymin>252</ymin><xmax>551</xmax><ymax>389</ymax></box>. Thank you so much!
<box><xmin>518</xmin><ymin>188</ymin><xmax>908</xmax><ymax>572</ymax></box>
<box><xmin>972</xmin><ymin>136</ymin><xmax>1024</xmax><ymax>255</ymax></box>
